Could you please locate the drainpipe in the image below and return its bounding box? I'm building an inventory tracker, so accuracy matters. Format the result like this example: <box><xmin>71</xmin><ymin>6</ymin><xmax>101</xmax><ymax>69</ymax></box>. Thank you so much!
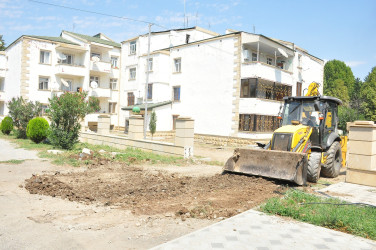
<box><xmin>143</xmin><ymin>23</ymin><xmax>152</xmax><ymax>139</ymax></box>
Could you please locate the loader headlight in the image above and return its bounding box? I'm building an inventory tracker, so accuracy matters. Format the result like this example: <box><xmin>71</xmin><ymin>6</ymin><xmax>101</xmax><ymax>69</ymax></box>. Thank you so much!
<box><xmin>271</xmin><ymin>133</ymin><xmax>293</xmax><ymax>151</ymax></box>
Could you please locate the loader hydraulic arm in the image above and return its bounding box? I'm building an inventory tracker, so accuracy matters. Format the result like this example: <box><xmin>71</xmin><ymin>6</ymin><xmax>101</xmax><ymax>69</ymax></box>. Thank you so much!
<box><xmin>305</xmin><ymin>82</ymin><xmax>320</xmax><ymax>96</ymax></box>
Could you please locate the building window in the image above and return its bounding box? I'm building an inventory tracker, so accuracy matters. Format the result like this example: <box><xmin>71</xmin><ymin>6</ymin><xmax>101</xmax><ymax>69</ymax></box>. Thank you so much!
<box><xmin>174</xmin><ymin>58</ymin><xmax>181</xmax><ymax>73</ymax></box>
<box><xmin>90</xmin><ymin>76</ymin><xmax>100</xmax><ymax>87</ymax></box>
<box><xmin>240</xmin><ymin>78</ymin><xmax>292</xmax><ymax>101</ymax></box>
<box><xmin>39</xmin><ymin>77</ymin><xmax>49</xmax><ymax>90</ymax></box>
<box><xmin>147</xmin><ymin>58</ymin><xmax>153</xmax><ymax>71</ymax></box>
<box><xmin>298</xmin><ymin>54</ymin><xmax>302</xmax><ymax>68</ymax></box>
<box><xmin>41</xmin><ymin>104</ymin><xmax>49</xmax><ymax>115</ymax></box>
<box><xmin>266</xmin><ymin>57</ymin><xmax>273</xmax><ymax>65</ymax></box>
<box><xmin>185</xmin><ymin>34</ymin><xmax>190</xmax><ymax>44</ymax></box>
<box><xmin>296</xmin><ymin>82</ymin><xmax>302</xmax><ymax>96</ymax></box>
<box><xmin>108</xmin><ymin>102</ymin><xmax>117</xmax><ymax>113</ymax></box>
<box><xmin>91</xmin><ymin>52</ymin><xmax>101</xmax><ymax>60</ymax></box>
<box><xmin>129</xmin><ymin>68</ymin><xmax>136</xmax><ymax>80</ymax></box>
<box><xmin>239</xmin><ymin>114</ymin><xmax>280</xmax><ymax>132</ymax></box>
<box><xmin>110</xmin><ymin>78</ymin><xmax>117</xmax><ymax>90</ymax></box>
<box><xmin>147</xmin><ymin>83</ymin><xmax>153</xmax><ymax>99</ymax></box>
<box><xmin>58</xmin><ymin>53</ymin><xmax>73</xmax><ymax>65</ymax></box>
<box><xmin>0</xmin><ymin>101</ymin><xmax>4</xmax><ymax>116</ymax></box>
<box><xmin>61</xmin><ymin>79</ymin><xmax>72</xmax><ymax>92</ymax></box>
<box><xmin>252</xmin><ymin>53</ymin><xmax>257</xmax><ymax>62</ymax></box>
<box><xmin>173</xmin><ymin>86</ymin><xmax>180</xmax><ymax>101</ymax></box>
<box><xmin>127</xmin><ymin>92</ymin><xmax>135</xmax><ymax>106</ymax></box>
<box><xmin>40</xmin><ymin>50</ymin><xmax>50</xmax><ymax>64</ymax></box>
<box><xmin>111</xmin><ymin>57</ymin><xmax>118</xmax><ymax>68</ymax></box>
<box><xmin>130</xmin><ymin>41</ymin><xmax>137</xmax><ymax>55</ymax></box>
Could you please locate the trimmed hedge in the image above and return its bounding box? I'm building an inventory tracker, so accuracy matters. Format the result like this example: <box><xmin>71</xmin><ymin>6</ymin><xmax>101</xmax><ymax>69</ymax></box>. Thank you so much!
<box><xmin>0</xmin><ymin>117</ymin><xmax>14</xmax><ymax>135</ymax></box>
<box><xmin>26</xmin><ymin>117</ymin><xmax>49</xmax><ymax>143</ymax></box>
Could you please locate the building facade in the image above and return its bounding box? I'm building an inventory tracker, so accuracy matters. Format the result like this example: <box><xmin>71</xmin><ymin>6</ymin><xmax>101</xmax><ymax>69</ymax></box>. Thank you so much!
<box><xmin>1</xmin><ymin>27</ymin><xmax>324</xmax><ymax>139</ymax></box>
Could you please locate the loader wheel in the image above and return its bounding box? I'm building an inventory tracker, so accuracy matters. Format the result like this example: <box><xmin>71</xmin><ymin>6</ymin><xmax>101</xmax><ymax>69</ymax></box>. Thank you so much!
<box><xmin>307</xmin><ymin>152</ymin><xmax>321</xmax><ymax>183</ymax></box>
<box><xmin>321</xmin><ymin>141</ymin><xmax>342</xmax><ymax>178</ymax></box>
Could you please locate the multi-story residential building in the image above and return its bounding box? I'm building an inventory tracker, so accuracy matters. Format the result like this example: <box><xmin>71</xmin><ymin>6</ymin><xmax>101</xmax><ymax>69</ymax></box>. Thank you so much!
<box><xmin>0</xmin><ymin>51</ymin><xmax>6</xmax><ymax>117</ymax></box>
<box><xmin>1</xmin><ymin>31</ymin><xmax>121</xmax><ymax>129</ymax></box>
<box><xmin>120</xmin><ymin>28</ymin><xmax>324</xmax><ymax>139</ymax></box>
<box><xmin>120</xmin><ymin>27</ymin><xmax>219</xmax><ymax>130</ymax></box>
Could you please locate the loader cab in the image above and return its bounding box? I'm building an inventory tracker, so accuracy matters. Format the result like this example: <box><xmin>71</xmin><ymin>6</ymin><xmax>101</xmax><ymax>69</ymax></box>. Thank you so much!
<box><xmin>281</xmin><ymin>96</ymin><xmax>342</xmax><ymax>150</ymax></box>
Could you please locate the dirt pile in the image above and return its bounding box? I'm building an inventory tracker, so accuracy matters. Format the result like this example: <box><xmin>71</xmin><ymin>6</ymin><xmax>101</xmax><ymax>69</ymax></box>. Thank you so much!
<box><xmin>25</xmin><ymin>164</ymin><xmax>282</xmax><ymax>220</ymax></box>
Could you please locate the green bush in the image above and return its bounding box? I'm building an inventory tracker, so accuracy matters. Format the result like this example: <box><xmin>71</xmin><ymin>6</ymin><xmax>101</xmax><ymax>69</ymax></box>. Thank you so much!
<box><xmin>7</xmin><ymin>97</ymin><xmax>42</xmax><ymax>138</ymax></box>
<box><xmin>0</xmin><ymin>116</ymin><xmax>14</xmax><ymax>135</ymax></box>
<box><xmin>26</xmin><ymin>117</ymin><xmax>49</xmax><ymax>143</ymax></box>
<box><xmin>48</xmin><ymin>92</ymin><xmax>99</xmax><ymax>149</ymax></box>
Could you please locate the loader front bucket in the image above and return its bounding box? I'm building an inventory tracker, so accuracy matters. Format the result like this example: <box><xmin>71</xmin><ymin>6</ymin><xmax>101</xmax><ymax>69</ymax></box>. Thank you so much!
<box><xmin>224</xmin><ymin>148</ymin><xmax>308</xmax><ymax>185</ymax></box>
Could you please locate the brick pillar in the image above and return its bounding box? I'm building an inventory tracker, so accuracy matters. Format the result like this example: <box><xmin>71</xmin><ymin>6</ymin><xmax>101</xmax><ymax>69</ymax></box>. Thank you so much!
<box><xmin>97</xmin><ymin>115</ymin><xmax>111</xmax><ymax>135</ymax></box>
<box><xmin>346</xmin><ymin>121</ymin><xmax>376</xmax><ymax>187</ymax></box>
<box><xmin>129</xmin><ymin>115</ymin><xmax>144</xmax><ymax>140</ymax></box>
<box><xmin>175</xmin><ymin>117</ymin><xmax>194</xmax><ymax>158</ymax></box>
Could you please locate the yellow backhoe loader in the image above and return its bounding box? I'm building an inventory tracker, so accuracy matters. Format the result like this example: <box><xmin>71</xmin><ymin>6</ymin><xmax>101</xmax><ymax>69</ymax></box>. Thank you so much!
<box><xmin>224</xmin><ymin>82</ymin><xmax>347</xmax><ymax>185</ymax></box>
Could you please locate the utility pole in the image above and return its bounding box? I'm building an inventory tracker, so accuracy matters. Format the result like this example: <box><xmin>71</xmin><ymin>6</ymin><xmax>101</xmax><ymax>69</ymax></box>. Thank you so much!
<box><xmin>143</xmin><ymin>23</ymin><xmax>152</xmax><ymax>139</ymax></box>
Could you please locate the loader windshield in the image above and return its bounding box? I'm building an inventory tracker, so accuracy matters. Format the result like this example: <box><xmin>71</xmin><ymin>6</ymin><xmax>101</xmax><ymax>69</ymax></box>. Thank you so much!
<box><xmin>282</xmin><ymin>101</ymin><xmax>319</xmax><ymax>127</ymax></box>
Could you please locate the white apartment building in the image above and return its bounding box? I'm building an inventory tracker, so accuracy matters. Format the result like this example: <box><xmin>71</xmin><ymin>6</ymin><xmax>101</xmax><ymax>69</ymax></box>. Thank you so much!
<box><xmin>120</xmin><ymin>27</ymin><xmax>219</xmax><ymax>130</ymax></box>
<box><xmin>120</xmin><ymin>28</ymin><xmax>324</xmax><ymax>139</ymax></box>
<box><xmin>0</xmin><ymin>51</ymin><xmax>6</xmax><ymax>116</ymax></box>
<box><xmin>1</xmin><ymin>31</ymin><xmax>121</xmax><ymax>129</ymax></box>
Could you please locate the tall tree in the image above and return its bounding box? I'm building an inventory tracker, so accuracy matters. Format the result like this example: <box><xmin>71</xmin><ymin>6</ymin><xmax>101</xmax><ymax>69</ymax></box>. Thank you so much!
<box><xmin>0</xmin><ymin>35</ymin><xmax>5</xmax><ymax>51</ymax></box>
<box><xmin>360</xmin><ymin>67</ymin><xmax>376</xmax><ymax>120</ymax></box>
<box><xmin>350</xmin><ymin>78</ymin><xmax>364</xmax><ymax>118</ymax></box>
<box><xmin>326</xmin><ymin>79</ymin><xmax>349</xmax><ymax>105</ymax></box>
<box><xmin>324</xmin><ymin>59</ymin><xmax>355</xmax><ymax>95</ymax></box>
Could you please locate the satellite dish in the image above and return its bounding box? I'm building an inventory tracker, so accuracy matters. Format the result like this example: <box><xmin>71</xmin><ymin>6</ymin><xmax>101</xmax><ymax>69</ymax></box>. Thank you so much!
<box><xmin>90</xmin><ymin>81</ymin><xmax>98</xmax><ymax>89</ymax></box>
<box><xmin>51</xmin><ymin>81</ymin><xmax>60</xmax><ymax>91</ymax></box>
<box><xmin>91</xmin><ymin>56</ymin><xmax>100</xmax><ymax>62</ymax></box>
<box><xmin>278</xmin><ymin>48</ymin><xmax>288</xmax><ymax>58</ymax></box>
<box><xmin>61</xmin><ymin>79</ymin><xmax>70</xmax><ymax>87</ymax></box>
<box><xmin>57</xmin><ymin>53</ymin><xmax>67</xmax><ymax>60</ymax></box>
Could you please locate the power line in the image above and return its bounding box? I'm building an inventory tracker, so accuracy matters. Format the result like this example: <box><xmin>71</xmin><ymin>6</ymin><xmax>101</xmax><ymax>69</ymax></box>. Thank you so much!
<box><xmin>29</xmin><ymin>0</ymin><xmax>167</xmax><ymax>29</ymax></box>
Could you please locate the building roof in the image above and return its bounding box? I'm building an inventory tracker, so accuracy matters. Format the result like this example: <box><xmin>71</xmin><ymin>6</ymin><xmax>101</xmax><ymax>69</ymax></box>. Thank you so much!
<box><xmin>122</xmin><ymin>101</ymin><xmax>172</xmax><ymax>110</ymax></box>
<box><xmin>62</xmin><ymin>31</ymin><xmax>121</xmax><ymax>48</ymax></box>
<box><xmin>121</xmin><ymin>26</ymin><xmax>219</xmax><ymax>44</ymax></box>
<box><xmin>26</xmin><ymin>35</ymin><xmax>80</xmax><ymax>46</ymax></box>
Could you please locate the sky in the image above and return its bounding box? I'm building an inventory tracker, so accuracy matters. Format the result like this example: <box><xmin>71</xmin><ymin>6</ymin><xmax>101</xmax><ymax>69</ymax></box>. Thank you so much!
<box><xmin>0</xmin><ymin>0</ymin><xmax>375</xmax><ymax>80</ymax></box>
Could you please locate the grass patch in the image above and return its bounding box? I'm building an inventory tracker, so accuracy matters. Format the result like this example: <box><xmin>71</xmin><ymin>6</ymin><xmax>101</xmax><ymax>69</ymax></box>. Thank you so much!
<box><xmin>0</xmin><ymin>159</ymin><xmax>25</xmax><ymax>164</ymax></box>
<box><xmin>260</xmin><ymin>189</ymin><xmax>376</xmax><ymax>240</ymax></box>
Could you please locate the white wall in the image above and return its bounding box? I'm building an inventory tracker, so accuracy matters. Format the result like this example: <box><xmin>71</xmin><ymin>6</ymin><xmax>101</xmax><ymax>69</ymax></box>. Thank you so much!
<box><xmin>168</xmin><ymin>36</ymin><xmax>235</xmax><ymax>136</ymax></box>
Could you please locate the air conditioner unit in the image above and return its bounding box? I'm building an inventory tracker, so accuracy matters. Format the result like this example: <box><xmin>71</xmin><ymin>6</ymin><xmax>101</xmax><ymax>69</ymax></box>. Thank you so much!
<box><xmin>243</xmin><ymin>49</ymin><xmax>251</xmax><ymax>61</ymax></box>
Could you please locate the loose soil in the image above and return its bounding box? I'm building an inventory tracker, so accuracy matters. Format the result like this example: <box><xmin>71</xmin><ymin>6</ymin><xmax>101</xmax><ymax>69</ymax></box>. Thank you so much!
<box><xmin>25</xmin><ymin>163</ymin><xmax>283</xmax><ymax>220</ymax></box>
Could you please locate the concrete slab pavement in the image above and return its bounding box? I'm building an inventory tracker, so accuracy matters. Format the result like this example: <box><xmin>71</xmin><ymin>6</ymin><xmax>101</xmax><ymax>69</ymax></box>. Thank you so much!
<box><xmin>319</xmin><ymin>182</ymin><xmax>376</xmax><ymax>206</ymax></box>
<box><xmin>0</xmin><ymin>139</ymin><xmax>39</xmax><ymax>161</ymax></box>
<box><xmin>152</xmin><ymin>209</ymin><xmax>376</xmax><ymax>250</ymax></box>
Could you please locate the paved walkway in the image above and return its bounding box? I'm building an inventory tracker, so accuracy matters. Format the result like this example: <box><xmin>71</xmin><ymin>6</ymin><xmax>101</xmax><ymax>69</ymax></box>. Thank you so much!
<box><xmin>0</xmin><ymin>139</ymin><xmax>39</xmax><ymax>161</ymax></box>
<box><xmin>319</xmin><ymin>182</ymin><xmax>376</xmax><ymax>206</ymax></box>
<box><xmin>152</xmin><ymin>209</ymin><xmax>376</xmax><ymax>250</ymax></box>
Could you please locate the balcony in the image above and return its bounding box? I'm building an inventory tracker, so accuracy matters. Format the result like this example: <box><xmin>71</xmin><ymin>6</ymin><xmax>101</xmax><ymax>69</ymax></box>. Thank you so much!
<box><xmin>90</xmin><ymin>61</ymin><xmax>112</xmax><ymax>74</ymax></box>
<box><xmin>0</xmin><ymin>91</ymin><xmax>5</xmax><ymax>101</ymax></box>
<box><xmin>241</xmin><ymin>62</ymin><xmax>293</xmax><ymax>84</ymax></box>
<box><xmin>55</xmin><ymin>64</ymin><xmax>86</xmax><ymax>77</ymax></box>
<box><xmin>89</xmin><ymin>87</ymin><xmax>111</xmax><ymax>98</ymax></box>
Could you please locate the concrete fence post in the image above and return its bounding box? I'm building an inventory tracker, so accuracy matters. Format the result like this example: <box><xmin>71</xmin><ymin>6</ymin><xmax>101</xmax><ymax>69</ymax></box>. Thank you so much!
<box><xmin>97</xmin><ymin>115</ymin><xmax>111</xmax><ymax>135</ymax></box>
<box><xmin>346</xmin><ymin>120</ymin><xmax>376</xmax><ymax>187</ymax></box>
<box><xmin>129</xmin><ymin>115</ymin><xmax>144</xmax><ymax>140</ymax></box>
<box><xmin>175</xmin><ymin>117</ymin><xmax>194</xmax><ymax>158</ymax></box>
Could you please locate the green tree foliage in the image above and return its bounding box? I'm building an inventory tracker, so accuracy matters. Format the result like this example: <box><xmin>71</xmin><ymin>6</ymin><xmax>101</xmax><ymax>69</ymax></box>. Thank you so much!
<box><xmin>338</xmin><ymin>106</ymin><xmax>365</xmax><ymax>132</ymax></box>
<box><xmin>324</xmin><ymin>60</ymin><xmax>355</xmax><ymax>95</ymax></box>
<box><xmin>0</xmin><ymin>117</ymin><xmax>13</xmax><ymax>135</ymax></box>
<box><xmin>0</xmin><ymin>35</ymin><xmax>5</xmax><ymax>51</ymax></box>
<box><xmin>149</xmin><ymin>111</ymin><xmax>157</xmax><ymax>139</ymax></box>
<box><xmin>326</xmin><ymin>79</ymin><xmax>349</xmax><ymax>105</ymax></box>
<box><xmin>26</xmin><ymin>117</ymin><xmax>49</xmax><ymax>143</ymax></box>
<box><xmin>360</xmin><ymin>67</ymin><xmax>376</xmax><ymax>120</ymax></box>
<box><xmin>350</xmin><ymin>78</ymin><xmax>364</xmax><ymax>115</ymax></box>
<box><xmin>47</xmin><ymin>92</ymin><xmax>99</xmax><ymax>149</ymax></box>
<box><xmin>7</xmin><ymin>97</ymin><xmax>42</xmax><ymax>138</ymax></box>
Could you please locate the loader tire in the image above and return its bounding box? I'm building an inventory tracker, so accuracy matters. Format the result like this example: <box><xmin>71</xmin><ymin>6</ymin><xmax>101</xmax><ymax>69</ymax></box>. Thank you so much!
<box><xmin>321</xmin><ymin>141</ymin><xmax>342</xmax><ymax>178</ymax></box>
<box><xmin>307</xmin><ymin>152</ymin><xmax>321</xmax><ymax>183</ymax></box>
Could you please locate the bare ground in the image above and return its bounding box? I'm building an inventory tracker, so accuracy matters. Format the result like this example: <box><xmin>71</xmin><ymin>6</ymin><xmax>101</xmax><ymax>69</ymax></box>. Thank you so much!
<box><xmin>24</xmin><ymin>163</ymin><xmax>282</xmax><ymax>221</ymax></box>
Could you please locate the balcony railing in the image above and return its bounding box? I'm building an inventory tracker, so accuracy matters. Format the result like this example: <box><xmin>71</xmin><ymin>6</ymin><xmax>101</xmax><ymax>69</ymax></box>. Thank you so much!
<box><xmin>55</xmin><ymin>64</ymin><xmax>86</xmax><ymax>77</ymax></box>
<box><xmin>241</xmin><ymin>62</ymin><xmax>293</xmax><ymax>84</ymax></box>
<box><xmin>90</xmin><ymin>61</ymin><xmax>112</xmax><ymax>73</ymax></box>
<box><xmin>89</xmin><ymin>87</ymin><xmax>111</xmax><ymax>98</ymax></box>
